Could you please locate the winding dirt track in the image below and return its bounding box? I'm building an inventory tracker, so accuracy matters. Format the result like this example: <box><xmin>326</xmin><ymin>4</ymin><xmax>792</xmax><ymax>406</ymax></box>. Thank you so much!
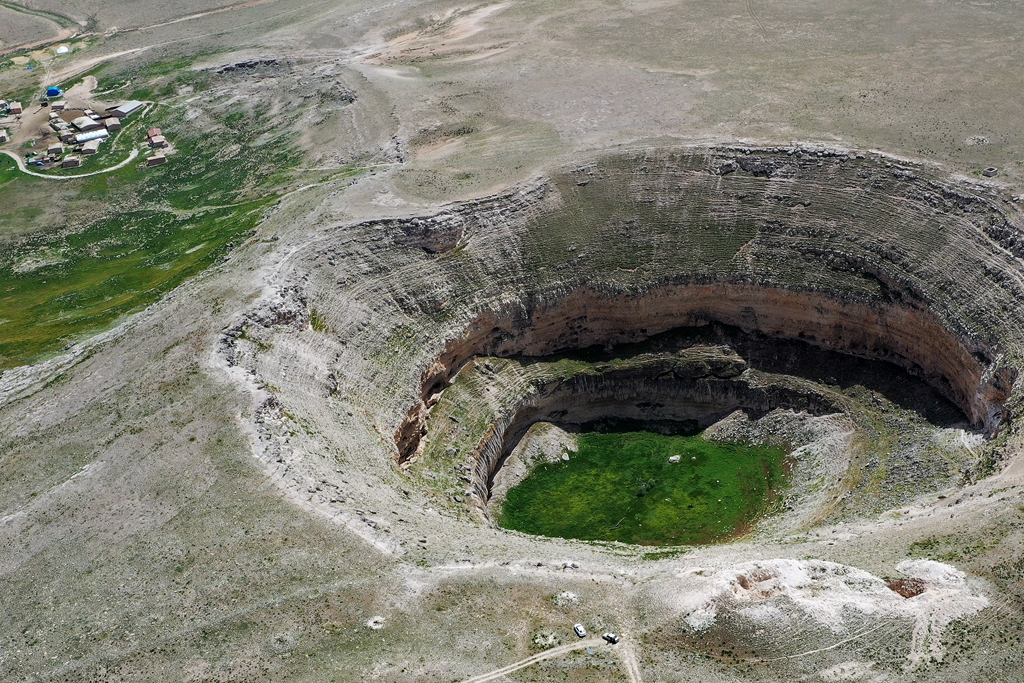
<box><xmin>458</xmin><ymin>638</ymin><xmax>609</xmax><ymax>683</ymax></box>
<box><xmin>121</xmin><ymin>0</ymin><xmax>284</xmax><ymax>32</ymax></box>
<box><xmin>0</xmin><ymin>148</ymin><xmax>139</xmax><ymax>179</ymax></box>
<box><xmin>617</xmin><ymin>641</ymin><xmax>643</xmax><ymax>683</ymax></box>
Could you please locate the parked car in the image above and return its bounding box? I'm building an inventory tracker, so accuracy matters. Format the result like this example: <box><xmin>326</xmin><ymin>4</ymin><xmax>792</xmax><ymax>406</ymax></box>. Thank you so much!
<box><xmin>573</xmin><ymin>623</ymin><xmax>587</xmax><ymax>638</ymax></box>
<box><xmin>602</xmin><ymin>632</ymin><xmax>620</xmax><ymax>644</ymax></box>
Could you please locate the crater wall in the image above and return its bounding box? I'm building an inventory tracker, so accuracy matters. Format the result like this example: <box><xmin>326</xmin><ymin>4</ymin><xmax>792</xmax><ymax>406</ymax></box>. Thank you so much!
<box><xmin>452</xmin><ymin>349</ymin><xmax>844</xmax><ymax>518</ymax></box>
<box><xmin>400</xmin><ymin>282</ymin><xmax>1010</xmax><ymax>464</ymax></box>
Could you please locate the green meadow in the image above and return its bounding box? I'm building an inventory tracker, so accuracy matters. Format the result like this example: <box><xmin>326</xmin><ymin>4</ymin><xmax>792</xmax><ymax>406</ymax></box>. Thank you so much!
<box><xmin>0</xmin><ymin>200</ymin><xmax>269</xmax><ymax>368</ymax></box>
<box><xmin>499</xmin><ymin>430</ymin><xmax>789</xmax><ymax>546</ymax></box>
<box><xmin>0</xmin><ymin>102</ymin><xmax>287</xmax><ymax>369</ymax></box>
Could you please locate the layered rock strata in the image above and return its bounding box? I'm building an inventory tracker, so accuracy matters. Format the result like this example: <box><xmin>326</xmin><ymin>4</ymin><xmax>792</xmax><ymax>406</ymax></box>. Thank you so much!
<box><xmin>398</xmin><ymin>281</ymin><xmax>1011</xmax><ymax>466</ymax></box>
<box><xmin>385</xmin><ymin>147</ymin><xmax>1024</xmax><ymax>459</ymax></box>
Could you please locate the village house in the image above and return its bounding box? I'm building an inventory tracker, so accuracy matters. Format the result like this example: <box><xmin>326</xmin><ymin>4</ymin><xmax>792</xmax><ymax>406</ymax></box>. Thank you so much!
<box><xmin>62</xmin><ymin>155</ymin><xmax>82</xmax><ymax>168</ymax></box>
<box><xmin>0</xmin><ymin>129</ymin><xmax>8</xmax><ymax>144</ymax></box>
<box><xmin>104</xmin><ymin>118</ymin><xmax>121</xmax><ymax>131</ymax></box>
<box><xmin>10</xmin><ymin>101</ymin><xmax>22</xmax><ymax>115</ymax></box>
<box><xmin>82</xmin><ymin>139</ymin><xmax>101</xmax><ymax>155</ymax></box>
<box><xmin>147</xmin><ymin>153</ymin><xmax>167</xmax><ymax>167</ymax></box>
<box><xmin>47</xmin><ymin>141</ymin><xmax>64</xmax><ymax>156</ymax></box>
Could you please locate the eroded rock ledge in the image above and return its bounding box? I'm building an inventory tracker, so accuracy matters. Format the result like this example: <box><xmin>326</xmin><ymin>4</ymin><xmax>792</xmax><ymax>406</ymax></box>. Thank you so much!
<box><xmin>364</xmin><ymin>149</ymin><xmax>1024</xmax><ymax>469</ymax></box>
<box><xmin>397</xmin><ymin>282</ymin><xmax>1013</xmax><ymax>466</ymax></box>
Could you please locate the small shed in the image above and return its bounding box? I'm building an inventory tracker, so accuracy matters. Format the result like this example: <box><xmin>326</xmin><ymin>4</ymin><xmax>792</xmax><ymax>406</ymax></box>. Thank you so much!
<box><xmin>10</xmin><ymin>101</ymin><xmax>22</xmax><ymax>115</ymax></box>
<box><xmin>51</xmin><ymin>100</ymin><xmax>66</xmax><ymax>112</ymax></box>
<box><xmin>62</xmin><ymin>155</ymin><xmax>82</xmax><ymax>168</ymax></box>
<box><xmin>147</xmin><ymin>153</ymin><xmax>167</xmax><ymax>167</ymax></box>
<box><xmin>0</xmin><ymin>129</ymin><xmax>8</xmax><ymax>144</ymax></box>
<box><xmin>82</xmin><ymin>139</ymin><xmax>101</xmax><ymax>154</ymax></box>
<box><xmin>104</xmin><ymin>118</ymin><xmax>121</xmax><ymax>131</ymax></box>
<box><xmin>107</xmin><ymin>100</ymin><xmax>144</xmax><ymax>118</ymax></box>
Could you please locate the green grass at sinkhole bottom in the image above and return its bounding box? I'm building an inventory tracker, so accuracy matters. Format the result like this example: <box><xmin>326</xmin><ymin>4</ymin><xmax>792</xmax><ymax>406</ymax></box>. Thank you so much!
<box><xmin>499</xmin><ymin>431</ymin><xmax>789</xmax><ymax>546</ymax></box>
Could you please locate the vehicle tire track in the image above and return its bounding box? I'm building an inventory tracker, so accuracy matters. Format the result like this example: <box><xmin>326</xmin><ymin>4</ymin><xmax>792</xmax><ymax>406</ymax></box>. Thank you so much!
<box><xmin>746</xmin><ymin>0</ymin><xmax>772</xmax><ymax>43</ymax></box>
<box><xmin>617</xmin><ymin>641</ymin><xmax>643</xmax><ymax>683</ymax></box>
<box><xmin>459</xmin><ymin>638</ymin><xmax>606</xmax><ymax>683</ymax></box>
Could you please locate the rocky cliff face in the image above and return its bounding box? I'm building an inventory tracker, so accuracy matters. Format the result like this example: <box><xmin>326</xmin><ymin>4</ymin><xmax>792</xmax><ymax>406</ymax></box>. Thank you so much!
<box><xmin>394</xmin><ymin>281</ymin><xmax>1009</xmax><ymax>463</ymax></box>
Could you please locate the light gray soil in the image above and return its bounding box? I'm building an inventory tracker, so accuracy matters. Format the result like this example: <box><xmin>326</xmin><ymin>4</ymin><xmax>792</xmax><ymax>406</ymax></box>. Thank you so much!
<box><xmin>2</xmin><ymin>2</ymin><xmax>1024</xmax><ymax>682</ymax></box>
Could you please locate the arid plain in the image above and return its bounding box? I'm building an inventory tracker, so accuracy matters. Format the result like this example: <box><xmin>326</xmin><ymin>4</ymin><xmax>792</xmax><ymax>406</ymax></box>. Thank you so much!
<box><xmin>2</xmin><ymin>1</ymin><xmax>1024</xmax><ymax>682</ymax></box>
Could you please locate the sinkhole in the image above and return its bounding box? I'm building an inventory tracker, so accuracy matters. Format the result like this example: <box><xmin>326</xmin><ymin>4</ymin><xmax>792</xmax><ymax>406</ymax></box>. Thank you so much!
<box><xmin>412</xmin><ymin>320</ymin><xmax>978</xmax><ymax>545</ymax></box>
<box><xmin>370</xmin><ymin>147</ymin><xmax>1024</xmax><ymax>546</ymax></box>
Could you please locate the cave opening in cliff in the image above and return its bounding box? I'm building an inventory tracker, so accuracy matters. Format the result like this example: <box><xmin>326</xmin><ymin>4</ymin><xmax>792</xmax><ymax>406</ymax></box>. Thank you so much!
<box><xmin>524</xmin><ymin>321</ymin><xmax>969</xmax><ymax>428</ymax></box>
<box><xmin>402</xmin><ymin>278</ymin><xmax>1011</xmax><ymax>474</ymax></box>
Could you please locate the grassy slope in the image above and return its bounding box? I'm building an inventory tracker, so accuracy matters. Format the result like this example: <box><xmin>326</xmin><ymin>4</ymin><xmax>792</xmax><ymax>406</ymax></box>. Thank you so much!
<box><xmin>0</xmin><ymin>54</ymin><xmax>363</xmax><ymax>370</ymax></box>
<box><xmin>499</xmin><ymin>431</ymin><xmax>788</xmax><ymax>546</ymax></box>
<box><xmin>0</xmin><ymin>101</ymin><xmax>281</xmax><ymax>368</ymax></box>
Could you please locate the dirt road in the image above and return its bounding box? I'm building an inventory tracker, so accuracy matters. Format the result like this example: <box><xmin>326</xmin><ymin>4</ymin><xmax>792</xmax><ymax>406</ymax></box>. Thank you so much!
<box><xmin>616</xmin><ymin>641</ymin><xmax>643</xmax><ymax>683</ymax></box>
<box><xmin>459</xmin><ymin>637</ymin><xmax>607</xmax><ymax>683</ymax></box>
<box><xmin>0</xmin><ymin>148</ymin><xmax>139</xmax><ymax>179</ymax></box>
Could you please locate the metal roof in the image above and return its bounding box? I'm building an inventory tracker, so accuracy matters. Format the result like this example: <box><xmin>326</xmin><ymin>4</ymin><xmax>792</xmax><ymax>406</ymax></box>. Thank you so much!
<box><xmin>75</xmin><ymin>129</ymin><xmax>110</xmax><ymax>143</ymax></box>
